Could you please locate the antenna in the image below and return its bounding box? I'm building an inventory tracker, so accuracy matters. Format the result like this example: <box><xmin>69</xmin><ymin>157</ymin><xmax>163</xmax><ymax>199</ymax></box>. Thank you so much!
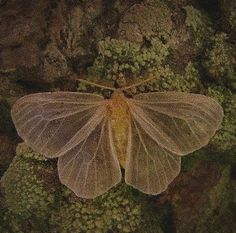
<box><xmin>120</xmin><ymin>74</ymin><xmax>158</xmax><ymax>91</ymax></box>
<box><xmin>76</xmin><ymin>74</ymin><xmax>159</xmax><ymax>91</ymax></box>
<box><xmin>77</xmin><ymin>78</ymin><xmax>116</xmax><ymax>91</ymax></box>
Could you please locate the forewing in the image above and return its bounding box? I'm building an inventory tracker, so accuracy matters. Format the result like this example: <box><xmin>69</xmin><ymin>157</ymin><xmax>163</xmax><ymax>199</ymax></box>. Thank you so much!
<box><xmin>125</xmin><ymin>117</ymin><xmax>181</xmax><ymax>195</ymax></box>
<box><xmin>125</xmin><ymin>91</ymin><xmax>223</xmax><ymax>195</ymax></box>
<box><xmin>129</xmin><ymin>92</ymin><xmax>223</xmax><ymax>155</ymax></box>
<box><xmin>11</xmin><ymin>92</ymin><xmax>105</xmax><ymax>158</ymax></box>
<box><xmin>58</xmin><ymin>117</ymin><xmax>122</xmax><ymax>198</ymax></box>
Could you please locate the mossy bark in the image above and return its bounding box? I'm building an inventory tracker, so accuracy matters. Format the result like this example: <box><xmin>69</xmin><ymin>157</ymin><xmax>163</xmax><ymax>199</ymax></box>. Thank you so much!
<box><xmin>0</xmin><ymin>0</ymin><xmax>235</xmax><ymax>232</ymax></box>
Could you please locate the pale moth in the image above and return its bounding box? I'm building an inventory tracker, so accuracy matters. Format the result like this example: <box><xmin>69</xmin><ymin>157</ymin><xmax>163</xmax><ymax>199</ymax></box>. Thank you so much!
<box><xmin>11</xmin><ymin>77</ymin><xmax>224</xmax><ymax>199</ymax></box>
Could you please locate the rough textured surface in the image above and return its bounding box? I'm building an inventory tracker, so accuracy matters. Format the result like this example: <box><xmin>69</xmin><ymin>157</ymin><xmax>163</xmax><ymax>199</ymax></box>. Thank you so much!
<box><xmin>53</xmin><ymin>186</ymin><xmax>142</xmax><ymax>233</ymax></box>
<box><xmin>0</xmin><ymin>0</ymin><xmax>236</xmax><ymax>232</ymax></box>
<box><xmin>166</xmin><ymin>162</ymin><xmax>236</xmax><ymax>233</ymax></box>
<box><xmin>1</xmin><ymin>143</ymin><xmax>143</xmax><ymax>233</ymax></box>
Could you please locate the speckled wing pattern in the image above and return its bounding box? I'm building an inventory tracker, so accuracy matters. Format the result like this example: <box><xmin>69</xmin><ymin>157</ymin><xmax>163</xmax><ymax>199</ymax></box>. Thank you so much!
<box><xmin>11</xmin><ymin>92</ymin><xmax>121</xmax><ymax>198</ymax></box>
<box><xmin>125</xmin><ymin>92</ymin><xmax>223</xmax><ymax>195</ymax></box>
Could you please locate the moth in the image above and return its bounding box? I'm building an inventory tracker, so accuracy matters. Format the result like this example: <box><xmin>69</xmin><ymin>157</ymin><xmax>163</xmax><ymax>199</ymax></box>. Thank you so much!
<box><xmin>11</xmin><ymin>78</ymin><xmax>224</xmax><ymax>199</ymax></box>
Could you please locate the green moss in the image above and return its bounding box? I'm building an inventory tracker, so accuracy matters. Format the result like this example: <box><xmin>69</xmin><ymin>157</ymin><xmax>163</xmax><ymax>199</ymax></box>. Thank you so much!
<box><xmin>16</xmin><ymin>142</ymin><xmax>48</xmax><ymax>161</ymax></box>
<box><xmin>1</xmin><ymin>143</ymin><xmax>57</xmax><ymax>230</ymax></box>
<box><xmin>205</xmin><ymin>85</ymin><xmax>232</xmax><ymax>104</ymax></box>
<box><xmin>1</xmin><ymin>143</ymin><xmax>143</xmax><ymax>232</ymax></box>
<box><xmin>158</xmin><ymin>62</ymin><xmax>202</xmax><ymax>92</ymax></box>
<box><xmin>0</xmin><ymin>209</ymin><xmax>33</xmax><ymax>233</ymax></box>
<box><xmin>203</xmin><ymin>33</ymin><xmax>236</xmax><ymax>90</ymax></box>
<box><xmin>84</xmin><ymin>36</ymin><xmax>202</xmax><ymax>95</ymax></box>
<box><xmin>52</xmin><ymin>184</ymin><xmax>142</xmax><ymax>233</ymax></box>
<box><xmin>86</xmin><ymin>37</ymin><xmax>169</xmax><ymax>86</ymax></box>
<box><xmin>219</xmin><ymin>0</ymin><xmax>236</xmax><ymax>31</ymax></box>
<box><xmin>229</xmin><ymin>10</ymin><xmax>236</xmax><ymax>29</ymax></box>
<box><xmin>210</xmin><ymin>94</ymin><xmax>236</xmax><ymax>152</ymax></box>
<box><xmin>183</xmin><ymin>5</ymin><xmax>213</xmax><ymax>48</ymax></box>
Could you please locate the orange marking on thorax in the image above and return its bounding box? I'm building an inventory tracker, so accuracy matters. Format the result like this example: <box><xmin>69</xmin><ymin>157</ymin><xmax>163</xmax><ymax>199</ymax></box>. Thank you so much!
<box><xmin>108</xmin><ymin>91</ymin><xmax>130</xmax><ymax>168</ymax></box>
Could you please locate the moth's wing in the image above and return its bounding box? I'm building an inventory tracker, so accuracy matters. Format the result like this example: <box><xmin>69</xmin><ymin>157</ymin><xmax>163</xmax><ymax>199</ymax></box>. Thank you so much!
<box><xmin>11</xmin><ymin>92</ymin><xmax>106</xmax><ymax>158</ymax></box>
<box><xmin>125</xmin><ymin>92</ymin><xmax>223</xmax><ymax>195</ymax></box>
<box><xmin>12</xmin><ymin>92</ymin><xmax>121</xmax><ymax>198</ymax></box>
<box><xmin>125</xmin><ymin>117</ymin><xmax>181</xmax><ymax>195</ymax></box>
<box><xmin>129</xmin><ymin>92</ymin><xmax>224</xmax><ymax>155</ymax></box>
<box><xmin>58</xmin><ymin>116</ymin><xmax>121</xmax><ymax>198</ymax></box>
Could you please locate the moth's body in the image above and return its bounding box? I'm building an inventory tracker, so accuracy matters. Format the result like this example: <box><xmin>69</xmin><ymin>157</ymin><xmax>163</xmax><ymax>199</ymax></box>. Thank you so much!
<box><xmin>107</xmin><ymin>91</ymin><xmax>130</xmax><ymax>168</ymax></box>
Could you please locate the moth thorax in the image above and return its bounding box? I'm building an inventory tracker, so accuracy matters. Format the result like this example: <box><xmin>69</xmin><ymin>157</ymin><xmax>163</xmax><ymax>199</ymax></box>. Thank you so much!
<box><xmin>110</xmin><ymin>91</ymin><xmax>129</xmax><ymax>168</ymax></box>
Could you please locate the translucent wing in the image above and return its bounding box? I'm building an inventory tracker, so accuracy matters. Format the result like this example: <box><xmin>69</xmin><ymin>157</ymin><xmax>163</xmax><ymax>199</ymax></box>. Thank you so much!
<box><xmin>125</xmin><ymin>91</ymin><xmax>223</xmax><ymax>194</ymax></box>
<box><xmin>11</xmin><ymin>92</ymin><xmax>121</xmax><ymax>198</ymax></box>
<box><xmin>58</xmin><ymin>117</ymin><xmax>121</xmax><ymax>198</ymax></box>
<box><xmin>129</xmin><ymin>92</ymin><xmax>223</xmax><ymax>155</ymax></box>
<box><xmin>11</xmin><ymin>92</ymin><xmax>105</xmax><ymax>158</ymax></box>
<box><xmin>125</xmin><ymin>117</ymin><xmax>181</xmax><ymax>194</ymax></box>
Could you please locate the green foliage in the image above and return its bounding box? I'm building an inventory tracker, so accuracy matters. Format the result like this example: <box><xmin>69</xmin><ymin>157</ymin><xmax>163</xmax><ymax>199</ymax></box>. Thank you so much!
<box><xmin>158</xmin><ymin>62</ymin><xmax>202</xmax><ymax>92</ymax></box>
<box><xmin>211</xmin><ymin>94</ymin><xmax>236</xmax><ymax>151</ymax></box>
<box><xmin>1</xmin><ymin>157</ymin><xmax>56</xmax><ymax>220</ymax></box>
<box><xmin>183</xmin><ymin>5</ymin><xmax>213</xmax><ymax>47</ymax></box>
<box><xmin>219</xmin><ymin>0</ymin><xmax>236</xmax><ymax>31</ymax></box>
<box><xmin>53</xmin><ymin>185</ymin><xmax>142</xmax><ymax>233</ymax></box>
<box><xmin>205</xmin><ymin>85</ymin><xmax>231</xmax><ymax>104</ymax></box>
<box><xmin>1</xmin><ymin>143</ymin><xmax>143</xmax><ymax>233</ymax></box>
<box><xmin>16</xmin><ymin>142</ymin><xmax>48</xmax><ymax>161</ymax></box>
<box><xmin>203</xmin><ymin>33</ymin><xmax>236</xmax><ymax>90</ymax></box>
<box><xmin>87</xmin><ymin>37</ymin><xmax>169</xmax><ymax>85</ymax></box>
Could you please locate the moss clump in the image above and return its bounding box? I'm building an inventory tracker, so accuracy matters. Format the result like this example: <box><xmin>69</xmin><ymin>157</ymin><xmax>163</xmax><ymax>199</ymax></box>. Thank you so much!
<box><xmin>219</xmin><ymin>0</ymin><xmax>236</xmax><ymax>31</ymax></box>
<box><xmin>87</xmin><ymin>37</ymin><xmax>169</xmax><ymax>85</ymax></box>
<box><xmin>183</xmin><ymin>5</ymin><xmax>213</xmax><ymax>48</ymax></box>
<box><xmin>16</xmin><ymin>142</ymin><xmax>48</xmax><ymax>161</ymax></box>
<box><xmin>1</xmin><ymin>143</ymin><xmax>58</xmax><ymax>230</ymax></box>
<box><xmin>210</xmin><ymin>94</ymin><xmax>236</xmax><ymax>152</ymax></box>
<box><xmin>0</xmin><ymin>209</ymin><xmax>34</xmax><ymax>233</ymax></box>
<box><xmin>205</xmin><ymin>85</ymin><xmax>232</xmax><ymax>104</ymax></box>
<box><xmin>53</xmin><ymin>185</ymin><xmax>142</xmax><ymax>233</ymax></box>
<box><xmin>157</xmin><ymin>62</ymin><xmax>202</xmax><ymax>93</ymax></box>
<box><xmin>203</xmin><ymin>33</ymin><xmax>236</xmax><ymax>90</ymax></box>
<box><xmin>1</xmin><ymin>143</ymin><xmax>143</xmax><ymax>232</ymax></box>
<box><xmin>228</xmin><ymin>10</ymin><xmax>236</xmax><ymax>29</ymax></box>
<box><xmin>85</xmin><ymin>36</ymin><xmax>202</xmax><ymax>95</ymax></box>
